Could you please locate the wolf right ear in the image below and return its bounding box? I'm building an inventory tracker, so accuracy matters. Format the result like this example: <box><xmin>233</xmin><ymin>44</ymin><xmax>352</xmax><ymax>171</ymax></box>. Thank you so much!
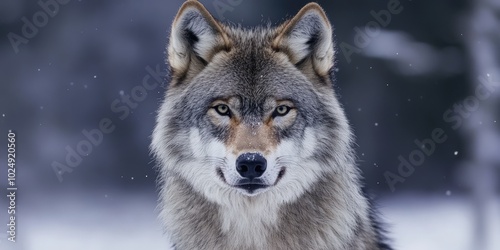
<box><xmin>168</xmin><ymin>1</ymin><xmax>231</xmax><ymax>77</ymax></box>
<box><xmin>272</xmin><ymin>3</ymin><xmax>335</xmax><ymax>76</ymax></box>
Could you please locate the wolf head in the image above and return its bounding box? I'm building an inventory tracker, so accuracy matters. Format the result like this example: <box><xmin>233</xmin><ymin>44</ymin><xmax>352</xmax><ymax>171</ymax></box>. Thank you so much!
<box><xmin>152</xmin><ymin>0</ymin><xmax>355</xmax><ymax>204</ymax></box>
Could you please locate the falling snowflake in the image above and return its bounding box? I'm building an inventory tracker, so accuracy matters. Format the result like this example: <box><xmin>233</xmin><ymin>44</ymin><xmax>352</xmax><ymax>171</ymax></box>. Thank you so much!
<box><xmin>374</xmin><ymin>123</ymin><xmax>379</xmax><ymax>126</ymax></box>
<box><xmin>446</xmin><ymin>190</ymin><xmax>452</xmax><ymax>196</ymax></box>
<box><xmin>454</xmin><ymin>151</ymin><xmax>458</xmax><ymax>156</ymax></box>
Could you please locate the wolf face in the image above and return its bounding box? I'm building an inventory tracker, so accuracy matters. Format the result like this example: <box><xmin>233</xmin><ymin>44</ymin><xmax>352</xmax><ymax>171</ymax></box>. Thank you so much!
<box><xmin>151</xmin><ymin>1</ymin><xmax>390</xmax><ymax>249</ymax></box>
<box><xmin>152</xmin><ymin>0</ymin><xmax>352</xmax><ymax>202</ymax></box>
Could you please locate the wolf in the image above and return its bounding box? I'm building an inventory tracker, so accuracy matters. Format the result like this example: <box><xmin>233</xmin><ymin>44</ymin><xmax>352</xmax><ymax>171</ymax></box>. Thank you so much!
<box><xmin>151</xmin><ymin>0</ymin><xmax>392</xmax><ymax>249</ymax></box>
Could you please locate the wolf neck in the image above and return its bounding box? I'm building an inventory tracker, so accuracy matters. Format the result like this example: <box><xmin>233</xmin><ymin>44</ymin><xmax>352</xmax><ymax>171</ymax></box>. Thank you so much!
<box><xmin>219</xmin><ymin>195</ymin><xmax>280</xmax><ymax>249</ymax></box>
<box><xmin>217</xmin><ymin>172</ymin><xmax>368</xmax><ymax>249</ymax></box>
<box><xmin>163</xmin><ymin>171</ymin><xmax>370</xmax><ymax>249</ymax></box>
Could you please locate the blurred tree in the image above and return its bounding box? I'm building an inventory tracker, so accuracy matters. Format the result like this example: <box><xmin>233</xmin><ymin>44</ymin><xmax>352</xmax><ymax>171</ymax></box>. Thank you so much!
<box><xmin>463</xmin><ymin>0</ymin><xmax>500</xmax><ymax>249</ymax></box>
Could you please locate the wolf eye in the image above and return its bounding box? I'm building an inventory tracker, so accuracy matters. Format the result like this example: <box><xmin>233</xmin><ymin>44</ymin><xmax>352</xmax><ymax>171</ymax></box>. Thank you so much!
<box><xmin>214</xmin><ymin>104</ymin><xmax>231</xmax><ymax>116</ymax></box>
<box><xmin>273</xmin><ymin>105</ymin><xmax>291</xmax><ymax>117</ymax></box>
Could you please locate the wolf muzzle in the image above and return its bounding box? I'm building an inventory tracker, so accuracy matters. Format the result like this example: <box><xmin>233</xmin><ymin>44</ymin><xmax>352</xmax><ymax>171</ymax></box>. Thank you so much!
<box><xmin>235</xmin><ymin>153</ymin><xmax>267</xmax><ymax>192</ymax></box>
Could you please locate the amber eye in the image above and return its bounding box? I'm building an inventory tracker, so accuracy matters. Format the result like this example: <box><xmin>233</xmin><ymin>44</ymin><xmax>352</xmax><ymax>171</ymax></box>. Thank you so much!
<box><xmin>273</xmin><ymin>105</ymin><xmax>291</xmax><ymax>117</ymax></box>
<box><xmin>214</xmin><ymin>104</ymin><xmax>231</xmax><ymax>117</ymax></box>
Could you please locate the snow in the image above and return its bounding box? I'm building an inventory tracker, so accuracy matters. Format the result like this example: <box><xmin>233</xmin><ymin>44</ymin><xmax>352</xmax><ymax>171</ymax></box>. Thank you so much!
<box><xmin>380</xmin><ymin>194</ymin><xmax>500</xmax><ymax>250</ymax></box>
<box><xmin>0</xmin><ymin>192</ymin><xmax>171</xmax><ymax>250</ymax></box>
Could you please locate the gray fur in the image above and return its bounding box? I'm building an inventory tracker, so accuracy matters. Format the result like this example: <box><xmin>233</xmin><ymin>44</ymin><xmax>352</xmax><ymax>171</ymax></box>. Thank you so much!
<box><xmin>151</xmin><ymin>1</ymin><xmax>392</xmax><ymax>249</ymax></box>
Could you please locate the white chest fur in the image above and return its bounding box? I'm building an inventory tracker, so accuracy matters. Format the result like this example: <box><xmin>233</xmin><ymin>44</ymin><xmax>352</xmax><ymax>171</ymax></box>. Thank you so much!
<box><xmin>219</xmin><ymin>196</ymin><xmax>280</xmax><ymax>249</ymax></box>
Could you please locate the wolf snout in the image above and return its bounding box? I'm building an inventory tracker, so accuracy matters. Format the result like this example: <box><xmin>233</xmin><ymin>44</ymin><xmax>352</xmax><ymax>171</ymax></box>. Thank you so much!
<box><xmin>236</xmin><ymin>153</ymin><xmax>267</xmax><ymax>179</ymax></box>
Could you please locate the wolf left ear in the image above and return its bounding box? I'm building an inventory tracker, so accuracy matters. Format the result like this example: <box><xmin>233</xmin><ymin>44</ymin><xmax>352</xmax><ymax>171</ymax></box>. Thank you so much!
<box><xmin>168</xmin><ymin>1</ymin><xmax>231</xmax><ymax>77</ymax></box>
<box><xmin>273</xmin><ymin>3</ymin><xmax>334</xmax><ymax>76</ymax></box>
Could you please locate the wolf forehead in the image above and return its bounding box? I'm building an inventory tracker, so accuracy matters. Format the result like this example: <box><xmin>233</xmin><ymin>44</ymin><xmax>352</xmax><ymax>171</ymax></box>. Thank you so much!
<box><xmin>175</xmin><ymin>28</ymin><xmax>321</xmax><ymax>95</ymax></box>
<box><xmin>186</xmin><ymin>66</ymin><xmax>320</xmax><ymax>106</ymax></box>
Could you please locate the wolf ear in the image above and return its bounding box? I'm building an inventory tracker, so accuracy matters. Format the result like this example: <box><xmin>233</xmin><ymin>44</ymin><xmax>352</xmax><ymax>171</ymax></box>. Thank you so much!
<box><xmin>272</xmin><ymin>3</ymin><xmax>334</xmax><ymax>76</ymax></box>
<box><xmin>168</xmin><ymin>1</ymin><xmax>231</xmax><ymax>77</ymax></box>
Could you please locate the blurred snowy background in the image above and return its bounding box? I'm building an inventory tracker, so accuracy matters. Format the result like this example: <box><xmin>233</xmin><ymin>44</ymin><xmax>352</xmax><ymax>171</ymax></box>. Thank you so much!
<box><xmin>0</xmin><ymin>0</ymin><xmax>499</xmax><ymax>249</ymax></box>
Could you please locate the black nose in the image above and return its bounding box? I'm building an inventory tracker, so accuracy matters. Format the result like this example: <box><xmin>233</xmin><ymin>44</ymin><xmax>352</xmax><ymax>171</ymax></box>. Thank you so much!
<box><xmin>236</xmin><ymin>153</ymin><xmax>267</xmax><ymax>179</ymax></box>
